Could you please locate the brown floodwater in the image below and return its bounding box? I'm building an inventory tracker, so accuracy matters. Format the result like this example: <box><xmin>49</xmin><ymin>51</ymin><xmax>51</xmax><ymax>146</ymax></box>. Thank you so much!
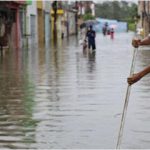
<box><xmin>0</xmin><ymin>32</ymin><xmax>150</xmax><ymax>149</ymax></box>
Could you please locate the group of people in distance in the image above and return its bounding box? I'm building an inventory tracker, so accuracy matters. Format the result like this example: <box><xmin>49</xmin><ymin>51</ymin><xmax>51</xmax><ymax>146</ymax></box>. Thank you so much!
<box><xmin>82</xmin><ymin>21</ymin><xmax>150</xmax><ymax>86</ymax></box>
<box><xmin>102</xmin><ymin>22</ymin><xmax>114</xmax><ymax>39</ymax></box>
<box><xmin>82</xmin><ymin>22</ymin><xmax>115</xmax><ymax>52</ymax></box>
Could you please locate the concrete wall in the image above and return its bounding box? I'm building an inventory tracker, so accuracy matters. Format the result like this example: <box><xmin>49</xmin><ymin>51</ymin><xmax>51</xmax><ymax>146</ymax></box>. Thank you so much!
<box><xmin>26</xmin><ymin>1</ymin><xmax>51</xmax><ymax>47</ymax></box>
<box><xmin>68</xmin><ymin>11</ymin><xmax>76</xmax><ymax>35</ymax></box>
<box><xmin>138</xmin><ymin>1</ymin><xmax>150</xmax><ymax>37</ymax></box>
<box><xmin>37</xmin><ymin>1</ymin><xmax>45</xmax><ymax>47</ymax></box>
<box><xmin>90</xmin><ymin>3</ymin><xmax>95</xmax><ymax>16</ymax></box>
<box><xmin>43</xmin><ymin>1</ymin><xmax>51</xmax><ymax>46</ymax></box>
<box><xmin>37</xmin><ymin>9</ymin><xmax>45</xmax><ymax>47</ymax></box>
<box><xmin>26</xmin><ymin>1</ymin><xmax>38</xmax><ymax>46</ymax></box>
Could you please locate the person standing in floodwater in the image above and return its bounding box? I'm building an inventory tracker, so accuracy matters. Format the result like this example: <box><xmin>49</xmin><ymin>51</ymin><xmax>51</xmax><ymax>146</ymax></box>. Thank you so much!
<box><xmin>102</xmin><ymin>22</ymin><xmax>108</xmax><ymax>36</ymax></box>
<box><xmin>86</xmin><ymin>25</ymin><xmax>96</xmax><ymax>52</ymax></box>
<box><xmin>110</xmin><ymin>28</ymin><xmax>114</xmax><ymax>39</ymax></box>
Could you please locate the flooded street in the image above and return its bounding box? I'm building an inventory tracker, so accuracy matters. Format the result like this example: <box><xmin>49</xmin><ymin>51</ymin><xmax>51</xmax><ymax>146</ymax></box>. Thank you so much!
<box><xmin>0</xmin><ymin>32</ymin><xmax>150</xmax><ymax>149</ymax></box>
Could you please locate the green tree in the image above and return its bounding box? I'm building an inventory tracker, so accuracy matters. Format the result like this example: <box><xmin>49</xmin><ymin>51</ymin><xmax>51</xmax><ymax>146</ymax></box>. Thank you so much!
<box><xmin>83</xmin><ymin>13</ymin><xmax>95</xmax><ymax>21</ymax></box>
<box><xmin>95</xmin><ymin>1</ymin><xmax>137</xmax><ymax>22</ymax></box>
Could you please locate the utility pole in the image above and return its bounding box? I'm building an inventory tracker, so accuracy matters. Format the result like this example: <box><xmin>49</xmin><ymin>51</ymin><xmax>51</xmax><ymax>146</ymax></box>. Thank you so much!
<box><xmin>67</xmin><ymin>1</ymin><xmax>69</xmax><ymax>38</ymax></box>
<box><xmin>52</xmin><ymin>1</ymin><xmax>57</xmax><ymax>43</ymax></box>
<box><xmin>75</xmin><ymin>1</ymin><xmax>78</xmax><ymax>35</ymax></box>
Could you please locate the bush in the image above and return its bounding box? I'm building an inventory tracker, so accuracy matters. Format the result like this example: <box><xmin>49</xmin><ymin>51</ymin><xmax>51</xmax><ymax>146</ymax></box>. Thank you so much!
<box><xmin>128</xmin><ymin>22</ymin><xmax>136</xmax><ymax>31</ymax></box>
<box><xmin>83</xmin><ymin>13</ymin><xmax>95</xmax><ymax>21</ymax></box>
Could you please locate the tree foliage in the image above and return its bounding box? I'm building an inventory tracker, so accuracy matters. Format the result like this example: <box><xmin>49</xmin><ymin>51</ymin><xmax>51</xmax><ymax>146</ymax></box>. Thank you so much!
<box><xmin>95</xmin><ymin>1</ymin><xmax>138</xmax><ymax>23</ymax></box>
<box><xmin>83</xmin><ymin>13</ymin><xmax>95</xmax><ymax>21</ymax></box>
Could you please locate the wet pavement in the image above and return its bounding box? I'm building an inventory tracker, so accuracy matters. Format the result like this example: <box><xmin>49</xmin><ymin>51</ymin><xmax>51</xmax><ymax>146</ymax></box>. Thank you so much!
<box><xmin>0</xmin><ymin>32</ymin><xmax>150</xmax><ymax>149</ymax></box>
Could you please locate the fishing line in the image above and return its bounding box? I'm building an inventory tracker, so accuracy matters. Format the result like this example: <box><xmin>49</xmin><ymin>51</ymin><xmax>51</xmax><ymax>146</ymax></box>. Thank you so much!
<box><xmin>116</xmin><ymin>47</ymin><xmax>138</xmax><ymax>149</ymax></box>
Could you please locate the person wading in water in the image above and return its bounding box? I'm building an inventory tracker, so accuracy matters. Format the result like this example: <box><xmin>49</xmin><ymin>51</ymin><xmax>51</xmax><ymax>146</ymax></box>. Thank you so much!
<box><xmin>86</xmin><ymin>25</ymin><xmax>96</xmax><ymax>52</ymax></box>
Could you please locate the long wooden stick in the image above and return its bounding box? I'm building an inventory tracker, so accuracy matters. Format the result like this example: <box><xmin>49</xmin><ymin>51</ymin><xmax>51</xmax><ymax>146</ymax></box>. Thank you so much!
<box><xmin>116</xmin><ymin>47</ymin><xmax>138</xmax><ymax>149</ymax></box>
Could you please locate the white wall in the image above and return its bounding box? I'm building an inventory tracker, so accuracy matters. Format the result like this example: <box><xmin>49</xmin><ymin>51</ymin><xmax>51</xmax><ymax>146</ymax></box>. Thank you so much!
<box><xmin>91</xmin><ymin>3</ymin><xmax>95</xmax><ymax>16</ymax></box>
<box><xmin>82</xmin><ymin>7</ymin><xmax>85</xmax><ymax>15</ymax></box>
<box><xmin>43</xmin><ymin>1</ymin><xmax>51</xmax><ymax>44</ymax></box>
<box><xmin>26</xmin><ymin>1</ymin><xmax>38</xmax><ymax>45</ymax></box>
<box><xmin>43</xmin><ymin>1</ymin><xmax>51</xmax><ymax>13</ymax></box>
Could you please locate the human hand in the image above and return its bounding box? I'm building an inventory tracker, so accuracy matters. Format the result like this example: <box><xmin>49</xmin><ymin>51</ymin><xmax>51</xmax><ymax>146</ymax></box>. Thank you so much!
<box><xmin>127</xmin><ymin>73</ymin><xmax>142</xmax><ymax>85</ymax></box>
<box><xmin>132</xmin><ymin>39</ymin><xmax>141</xmax><ymax>48</ymax></box>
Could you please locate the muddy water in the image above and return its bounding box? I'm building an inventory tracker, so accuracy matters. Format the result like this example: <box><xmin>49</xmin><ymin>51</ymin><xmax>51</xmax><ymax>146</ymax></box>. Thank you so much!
<box><xmin>0</xmin><ymin>32</ymin><xmax>149</xmax><ymax>149</ymax></box>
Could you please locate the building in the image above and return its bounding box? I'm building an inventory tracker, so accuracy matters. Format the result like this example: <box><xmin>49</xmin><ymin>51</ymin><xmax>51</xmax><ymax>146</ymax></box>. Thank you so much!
<box><xmin>50</xmin><ymin>1</ymin><xmax>78</xmax><ymax>41</ymax></box>
<box><xmin>25</xmin><ymin>1</ymin><xmax>51</xmax><ymax>48</ymax></box>
<box><xmin>138</xmin><ymin>1</ymin><xmax>150</xmax><ymax>37</ymax></box>
<box><xmin>0</xmin><ymin>1</ymin><xmax>26</xmax><ymax>50</ymax></box>
<box><xmin>43</xmin><ymin>1</ymin><xmax>51</xmax><ymax>46</ymax></box>
<box><xmin>37</xmin><ymin>1</ymin><xmax>45</xmax><ymax>47</ymax></box>
<box><xmin>0</xmin><ymin>1</ymin><xmax>79</xmax><ymax>50</ymax></box>
<box><xmin>25</xmin><ymin>1</ymin><xmax>38</xmax><ymax>47</ymax></box>
<box><xmin>78</xmin><ymin>1</ymin><xmax>95</xmax><ymax>17</ymax></box>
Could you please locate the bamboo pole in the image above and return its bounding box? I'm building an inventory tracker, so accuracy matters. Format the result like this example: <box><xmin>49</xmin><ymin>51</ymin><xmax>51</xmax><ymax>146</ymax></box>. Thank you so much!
<box><xmin>116</xmin><ymin>47</ymin><xmax>138</xmax><ymax>149</ymax></box>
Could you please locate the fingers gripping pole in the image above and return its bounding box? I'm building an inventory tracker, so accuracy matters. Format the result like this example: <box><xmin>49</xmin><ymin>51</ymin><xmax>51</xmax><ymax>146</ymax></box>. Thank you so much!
<box><xmin>116</xmin><ymin>47</ymin><xmax>138</xmax><ymax>149</ymax></box>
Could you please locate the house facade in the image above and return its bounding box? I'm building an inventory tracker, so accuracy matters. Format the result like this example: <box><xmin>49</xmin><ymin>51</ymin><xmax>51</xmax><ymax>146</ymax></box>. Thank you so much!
<box><xmin>0</xmin><ymin>1</ymin><xmax>26</xmax><ymax>50</ymax></box>
<box><xmin>138</xmin><ymin>1</ymin><xmax>150</xmax><ymax>37</ymax></box>
<box><xmin>78</xmin><ymin>1</ymin><xmax>95</xmax><ymax>17</ymax></box>
<box><xmin>0</xmin><ymin>0</ymin><xmax>83</xmax><ymax>50</ymax></box>
<box><xmin>25</xmin><ymin>1</ymin><xmax>38</xmax><ymax>47</ymax></box>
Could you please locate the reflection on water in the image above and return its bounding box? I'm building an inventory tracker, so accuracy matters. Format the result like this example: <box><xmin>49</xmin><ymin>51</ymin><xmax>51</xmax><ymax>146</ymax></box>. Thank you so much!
<box><xmin>0</xmin><ymin>33</ymin><xmax>150</xmax><ymax>148</ymax></box>
<box><xmin>0</xmin><ymin>49</ymin><xmax>37</xmax><ymax>149</ymax></box>
<box><xmin>88</xmin><ymin>51</ymin><xmax>96</xmax><ymax>73</ymax></box>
